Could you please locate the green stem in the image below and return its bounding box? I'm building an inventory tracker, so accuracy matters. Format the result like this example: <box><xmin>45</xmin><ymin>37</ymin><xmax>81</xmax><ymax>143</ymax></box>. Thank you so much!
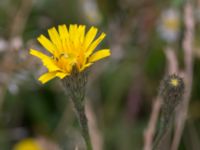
<box><xmin>62</xmin><ymin>70</ymin><xmax>92</xmax><ymax>150</ymax></box>
<box><xmin>72</xmin><ymin>98</ymin><xmax>93</xmax><ymax>150</ymax></box>
<box><xmin>153</xmin><ymin>112</ymin><xmax>172</xmax><ymax>150</ymax></box>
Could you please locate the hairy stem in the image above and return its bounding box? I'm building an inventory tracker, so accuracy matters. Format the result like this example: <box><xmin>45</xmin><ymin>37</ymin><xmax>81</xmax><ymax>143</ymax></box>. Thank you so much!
<box><xmin>62</xmin><ymin>70</ymin><xmax>93</xmax><ymax>150</ymax></box>
<box><xmin>153</xmin><ymin>114</ymin><xmax>172</xmax><ymax>150</ymax></box>
<box><xmin>72</xmin><ymin>98</ymin><xmax>93</xmax><ymax>150</ymax></box>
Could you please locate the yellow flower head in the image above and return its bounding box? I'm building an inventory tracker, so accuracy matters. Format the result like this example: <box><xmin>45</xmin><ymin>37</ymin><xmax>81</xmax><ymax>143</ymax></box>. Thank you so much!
<box><xmin>13</xmin><ymin>138</ymin><xmax>42</xmax><ymax>150</ymax></box>
<box><xmin>30</xmin><ymin>24</ymin><xmax>111</xmax><ymax>84</ymax></box>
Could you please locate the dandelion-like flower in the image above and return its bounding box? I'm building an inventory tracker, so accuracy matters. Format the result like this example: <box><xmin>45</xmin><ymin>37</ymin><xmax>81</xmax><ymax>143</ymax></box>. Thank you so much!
<box><xmin>30</xmin><ymin>24</ymin><xmax>110</xmax><ymax>84</ymax></box>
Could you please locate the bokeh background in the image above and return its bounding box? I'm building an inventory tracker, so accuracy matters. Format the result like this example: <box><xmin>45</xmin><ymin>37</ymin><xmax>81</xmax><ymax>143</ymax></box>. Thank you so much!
<box><xmin>0</xmin><ymin>0</ymin><xmax>200</xmax><ymax>149</ymax></box>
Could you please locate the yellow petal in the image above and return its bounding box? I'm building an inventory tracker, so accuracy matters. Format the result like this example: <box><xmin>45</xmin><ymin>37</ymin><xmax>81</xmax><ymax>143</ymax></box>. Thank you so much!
<box><xmin>69</xmin><ymin>24</ymin><xmax>80</xmax><ymax>48</ymax></box>
<box><xmin>69</xmin><ymin>24</ymin><xmax>78</xmax><ymax>33</ymax></box>
<box><xmin>86</xmin><ymin>33</ymin><xmax>106</xmax><ymax>57</ymax></box>
<box><xmin>56</xmin><ymin>72</ymin><xmax>68</xmax><ymax>79</ymax></box>
<box><xmin>76</xmin><ymin>50</ymin><xmax>86</xmax><ymax>71</ymax></box>
<box><xmin>89</xmin><ymin>49</ymin><xmax>110</xmax><ymax>63</ymax></box>
<box><xmin>69</xmin><ymin>24</ymin><xmax>78</xmax><ymax>39</ymax></box>
<box><xmin>58</xmin><ymin>24</ymin><xmax>69</xmax><ymax>52</ymax></box>
<box><xmin>80</xmin><ymin>63</ymin><xmax>93</xmax><ymax>72</ymax></box>
<box><xmin>38</xmin><ymin>72</ymin><xmax>57</xmax><ymax>84</ymax></box>
<box><xmin>66</xmin><ymin>25</ymin><xmax>78</xmax><ymax>51</ymax></box>
<box><xmin>58</xmin><ymin>24</ymin><xmax>69</xmax><ymax>40</ymax></box>
<box><xmin>48</xmin><ymin>27</ymin><xmax>62</xmax><ymax>50</ymax></box>
<box><xmin>77</xmin><ymin>25</ymin><xmax>86</xmax><ymax>44</ymax></box>
<box><xmin>83</xmin><ymin>26</ymin><xmax>98</xmax><ymax>49</ymax></box>
<box><xmin>37</xmin><ymin>35</ymin><xmax>55</xmax><ymax>53</ymax></box>
<box><xmin>30</xmin><ymin>49</ymin><xmax>60</xmax><ymax>72</ymax></box>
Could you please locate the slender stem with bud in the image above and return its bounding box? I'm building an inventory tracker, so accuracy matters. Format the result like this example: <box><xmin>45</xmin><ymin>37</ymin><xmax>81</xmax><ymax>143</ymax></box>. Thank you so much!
<box><xmin>153</xmin><ymin>74</ymin><xmax>184</xmax><ymax>150</ymax></box>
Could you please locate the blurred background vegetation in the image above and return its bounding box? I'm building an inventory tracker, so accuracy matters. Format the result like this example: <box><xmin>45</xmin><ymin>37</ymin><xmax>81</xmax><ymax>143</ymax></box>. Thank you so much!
<box><xmin>0</xmin><ymin>0</ymin><xmax>200</xmax><ymax>150</ymax></box>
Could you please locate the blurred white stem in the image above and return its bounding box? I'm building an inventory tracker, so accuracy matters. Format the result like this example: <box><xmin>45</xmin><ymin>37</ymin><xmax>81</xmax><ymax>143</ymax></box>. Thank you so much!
<box><xmin>171</xmin><ymin>3</ymin><xmax>194</xmax><ymax>150</ymax></box>
<box><xmin>86</xmin><ymin>101</ymin><xmax>103</xmax><ymax>150</ymax></box>
<box><xmin>143</xmin><ymin>97</ymin><xmax>162</xmax><ymax>150</ymax></box>
<box><xmin>9</xmin><ymin>0</ymin><xmax>33</xmax><ymax>39</ymax></box>
<box><xmin>164</xmin><ymin>46</ymin><xmax>178</xmax><ymax>74</ymax></box>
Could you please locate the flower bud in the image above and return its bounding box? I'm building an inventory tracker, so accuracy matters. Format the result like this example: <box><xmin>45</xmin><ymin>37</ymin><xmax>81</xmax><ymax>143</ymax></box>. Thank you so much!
<box><xmin>159</xmin><ymin>74</ymin><xmax>184</xmax><ymax>121</ymax></box>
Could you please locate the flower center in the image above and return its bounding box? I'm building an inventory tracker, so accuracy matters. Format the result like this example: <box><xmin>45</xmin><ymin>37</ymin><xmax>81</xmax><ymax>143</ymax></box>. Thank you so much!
<box><xmin>52</xmin><ymin>52</ymin><xmax>77</xmax><ymax>72</ymax></box>
<box><xmin>170</xmin><ymin>78</ymin><xmax>179</xmax><ymax>87</ymax></box>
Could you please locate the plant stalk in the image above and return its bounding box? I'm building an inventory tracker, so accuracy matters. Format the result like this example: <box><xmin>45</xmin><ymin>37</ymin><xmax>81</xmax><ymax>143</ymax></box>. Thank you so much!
<box><xmin>72</xmin><ymin>97</ymin><xmax>93</xmax><ymax>150</ymax></box>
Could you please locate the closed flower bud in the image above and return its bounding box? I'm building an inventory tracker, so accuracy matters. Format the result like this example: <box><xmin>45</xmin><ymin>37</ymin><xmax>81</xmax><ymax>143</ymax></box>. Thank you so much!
<box><xmin>159</xmin><ymin>74</ymin><xmax>184</xmax><ymax>122</ymax></box>
<box><xmin>153</xmin><ymin>74</ymin><xmax>185</xmax><ymax>150</ymax></box>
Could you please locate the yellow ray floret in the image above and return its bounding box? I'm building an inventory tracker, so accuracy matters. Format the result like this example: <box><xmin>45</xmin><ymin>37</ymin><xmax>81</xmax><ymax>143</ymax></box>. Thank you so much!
<box><xmin>30</xmin><ymin>24</ymin><xmax>111</xmax><ymax>84</ymax></box>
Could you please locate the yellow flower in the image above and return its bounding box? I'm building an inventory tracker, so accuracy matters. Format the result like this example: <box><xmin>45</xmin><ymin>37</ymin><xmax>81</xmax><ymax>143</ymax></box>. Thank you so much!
<box><xmin>30</xmin><ymin>24</ymin><xmax>110</xmax><ymax>84</ymax></box>
<box><xmin>170</xmin><ymin>78</ymin><xmax>179</xmax><ymax>87</ymax></box>
<box><xmin>13</xmin><ymin>138</ymin><xmax>42</xmax><ymax>150</ymax></box>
